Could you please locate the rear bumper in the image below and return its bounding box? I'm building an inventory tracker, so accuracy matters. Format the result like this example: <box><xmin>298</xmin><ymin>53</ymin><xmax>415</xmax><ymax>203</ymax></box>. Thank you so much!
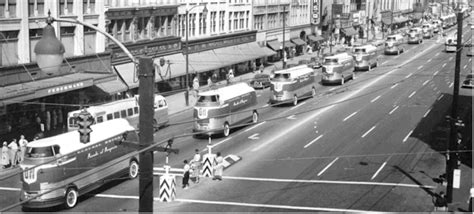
<box><xmin>20</xmin><ymin>196</ymin><xmax>64</xmax><ymax>209</ymax></box>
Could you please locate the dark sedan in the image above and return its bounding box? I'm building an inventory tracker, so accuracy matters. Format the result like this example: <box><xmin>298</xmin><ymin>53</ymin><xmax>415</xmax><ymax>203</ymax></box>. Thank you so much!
<box><xmin>461</xmin><ymin>73</ymin><xmax>474</xmax><ymax>88</ymax></box>
<box><xmin>250</xmin><ymin>73</ymin><xmax>271</xmax><ymax>89</ymax></box>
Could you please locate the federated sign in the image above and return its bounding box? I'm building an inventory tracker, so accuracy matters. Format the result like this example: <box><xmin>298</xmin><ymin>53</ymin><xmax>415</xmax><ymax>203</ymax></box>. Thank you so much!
<box><xmin>332</xmin><ymin>4</ymin><xmax>343</xmax><ymax>16</ymax></box>
<box><xmin>381</xmin><ymin>11</ymin><xmax>393</xmax><ymax>25</ymax></box>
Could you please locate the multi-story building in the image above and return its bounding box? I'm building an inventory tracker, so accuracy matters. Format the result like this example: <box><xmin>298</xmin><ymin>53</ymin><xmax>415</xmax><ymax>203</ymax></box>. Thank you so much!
<box><xmin>0</xmin><ymin>0</ymin><xmax>128</xmax><ymax>141</ymax></box>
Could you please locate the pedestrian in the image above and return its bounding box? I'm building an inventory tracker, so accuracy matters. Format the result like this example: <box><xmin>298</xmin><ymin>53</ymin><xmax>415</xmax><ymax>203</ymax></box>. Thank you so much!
<box><xmin>18</xmin><ymin>135</ymin><xmax>28</xmax><ymax>163</ymax></box>
<box><xmin>1</xmin><ymin>142</ymin><xmax>10</xmax><ymax>169</ymax></box>
<box><xmin>207</xmin><ymin>76</ymin><xmax>212</xmax><ymax>87</ymax></box>
<box><xmin>190</xmin><ymin>149</ymin><xmax>202</xmax><ymax>183</ymax></box>
<box><xmin>259</xmin><ymin>64</ymin><xmax>264</xmax><ymax>73</ymax></box>
<box><xmin>8</xmin><ymin>139</ymin><xmax>18</xmax><ymax>167</ymax></box>
<box><xmin>192</xmin><ymin>76</ymin><xmax>199</xmax><ymax>98</ymax></box>
<box><xmin>433</xmin><ymin>191</ymin><xmax>448</xmax><ymax>211</ymax></box>
<box><xmin>212</xmin><ymin>152</ymin><xmax>224</xmax><ymax>181</ymax></box>
<box><xmin>226</xmin><ymin>69</ymin><xmax>234</xmax><ymax>85</ymax></box>
<box><xmin>182</xmin><ymin>160</ymin><xmax>190</xmax><ymax>189</ymax></box>
<box><xmin>468</xmin><ymin>187</ymin><xmax>473</xmax><ymax>212</ymax></box>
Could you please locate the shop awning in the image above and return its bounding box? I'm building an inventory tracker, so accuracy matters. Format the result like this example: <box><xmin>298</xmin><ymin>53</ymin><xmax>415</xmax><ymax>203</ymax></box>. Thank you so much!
<box><xmin>394</xmin><ymin>16</ymin><xmax>409</xmax><ymax>24</ymax></box>
<box><xmin>267</xmin><ymin>40</ymin><xmax>283</xmax><ymax>51</ymax></box>
<box><xmin>94</xmin><ymin>77</ymin><xmax>128</xmax><ymax>95</ymax></box>
<box><xmin>308</xmin><ymin>35</ymin><xmax>325</xmax><ymax>42</ymax></box>
<box><xmin>115</xmin><ymin>62</ymin><xmax>138</xmax><ymax>89</ymax></box>
<box><xmin>262</xmin><ymin>47</ymin><xmax>277</xmax><ymax>56</ymax></box>
<box><xmin>188</xmin><ymin>50</ymin><xmax>225</xmax><ymax>73</ymax></box>
<box><xmin>291</xmin><ymin>38</ymin><xmax>306</xmax><ymax>46</ymax></box>
<box><xmin>238</xmin><ymin>42</ymin><xmax>276</xmax><ymax>58</ymax></box>
<box><xmin>341</xmin><ymin>27</ymin><xmax>358</xmax><ymax>36</ymax></box>
<box><xmin>214</xmin><ymin>45</ymin><xmax>248</xmax><ymax>65</ymax></box>
<box><xmin>154</xmin><ymin>53</ymin><xmax>187</xmax><ymax>80</ymax></box>
<box><xmin>0</xmin><ymin>73</ymin><xmax>110</xmax><ymax>106</ymax></box>
<box><xmin>284</xmin><ymin>41</ymin><xmax>296</xmax><ymax>48</ymax></box>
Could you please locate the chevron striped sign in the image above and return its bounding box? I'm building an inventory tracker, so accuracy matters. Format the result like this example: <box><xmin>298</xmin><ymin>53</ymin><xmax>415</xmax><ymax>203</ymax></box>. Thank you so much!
<box><xmin>202</xmin><ymin>153</ymin><xmax>217</xmax><ymax>177</ymax></box>
<box><xmin>159</xmin><ymin>174</ymin><xmax>176</xmax><ymax>202</ymax></box>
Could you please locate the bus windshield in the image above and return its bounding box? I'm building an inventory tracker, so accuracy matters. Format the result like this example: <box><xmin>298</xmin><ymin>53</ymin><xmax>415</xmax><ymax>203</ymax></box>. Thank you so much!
<box><xmin>273</xmin><ymin>73</ymin><xmax>291</xmax><ymax>81</ymax></box>
<box><xmin>324</xmin><ymin>58</ymin><xmax>338</xmax><ymax>64</ymax></box>
<box><xmin>27</xmin><ymin>146</ymin><xmax>57</xmax><ymax>158</ymax></box>
<box><xmin>409</xmin><ymin>29</ymin><xmax>418</xmax><ymax>33</ymax></box>
<box><xmin>197</xmin><ymin>95</ymin><xmax>219</xmax><ymax>103</ymax></box>
<box><xmin>386</xmin><ymin>37</ymin><xmax>395</xmax><ymax>42</ymax></box>
<box><xmin>354</xmin><ymin>48</ymin><xmax>365</xmax><ymax>54</ymax></box>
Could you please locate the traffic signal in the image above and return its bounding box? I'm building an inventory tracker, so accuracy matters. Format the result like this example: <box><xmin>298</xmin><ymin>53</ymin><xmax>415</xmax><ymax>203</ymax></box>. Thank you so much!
<box><xmin>77</xmin><ymin>110</ymin><xmax>94</xmax><ymax>144</ymax></box>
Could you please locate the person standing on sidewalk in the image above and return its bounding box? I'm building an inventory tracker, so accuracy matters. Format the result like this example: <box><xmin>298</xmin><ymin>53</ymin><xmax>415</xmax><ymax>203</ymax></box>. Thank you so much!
<box><xmin>8</xmin><ymin>139</ymin><xmax>18</xmax><ymax>167</ymax></box>
<box><xmin>190</xmin><ymin>149</ymin><xmax>202</xmax><ymax>183</ymax></box>
<box><xmin>1</xmin><ymin>142</ymin><xmax>10</xmax><ymax>169</ymax></box>
<box><xmin>18</xmin><ymin>135</ymin><xmax>28</xmax><ymax>164</ymax></box>
<box><xmin>212</xmin><ymin>152</ymin><xmax>224</xmax><ymax>181</ymax></box>
<box><xmin>182</xmin><ymin>160</ymin><xmax>190</xmax><ymax>189</ymax></box>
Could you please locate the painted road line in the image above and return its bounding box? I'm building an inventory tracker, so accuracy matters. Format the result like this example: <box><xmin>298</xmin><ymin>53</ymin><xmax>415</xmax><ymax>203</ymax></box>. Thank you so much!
<box><xmin>437</xmin><ymin>94</ymin><xmax>444</xmax><ymax>100</ymax></box>
<box><xmin>422</xmin><ymin>80</ymin><xmax>430</xmax><ymax>86</ymax></box>
<box><xmin>370</xmin><ymin>95</ymin><xmax>381</xmax><ymax>103</ymax></box>
<box><xmin>371</xmin><ymin>161</ymin><xmax>388</xmax><ymax>180</ymax></box>
<box><xmin>427</xmin><ymin>58</ymin><xmax>432</xmax><ymax>62</ymax></box>
<box><xmin>248</xmin><ymin>133</ymin><xmax>260</xmax><ymax>140</ymax></box>
<box><xmin>449</xmin><ymin>82</ymin><xmax>453</xmax><ymax>88</ymax></box>
<box><xmin>389</xmin><ymin>106</ymin><xmax>399</xmax><ymax>115</ymax></box>
<box><xmin>464</xmin><ymin>64</ymin><xmax>468</xmax><ymax>69</ymax></box>
<box><xmin>0</xmin><ymin>187</ymin><xmax>21</xmax><ymax>191</ymax></box>
<box><xmin>317</xmin><ymin>157</ymin><xmax>339</xmax><ymax>176</ymax></box>
<box><xmin>403</xmin><ymin>130</ymin><xmax>414</xmax><ymax>143</ymax></box>
<box><xmin>408</xmin><ymin>91</ymin><xmax>416</xmax><ymax>98</ymax></box>
<box><xmin>207</xmin><ymin>137</ymin><xmax>233</xmax><ymax>150</ymax></box>
<box><xmin>286</xmin><ymin>115</ymin><xmax>297</xmax><ymax>120</ymax></box>
<box><xmin>329</xmin><ymin>87</ymin><xmax>338</xmax><ymax>91</ymax></box>
<box><xmin>442</xmin><ymin>63</ymin><xmax>447</xmax><ymax>68</ymax></box>
<box><xmin>405</xmin><ymin>73</ymin><xmax>413</xmax><ymax>78</ymax></box>
<box><xmin>257</xmin><ymin>94</ymin><xmax>261</xmax><ymax>97</ymax></box>
<box><xmin>175</xmin><ymin>198</ymin><xmax>376</xmax><ymax>213</ymax></box>
<box><xmin>434</xmin><ymin>87</ymin><xmax>438</xmax><ymax>91</ymax></box>
<box><xmin>361</xmin><ymin>126</ymin><xmax>376</xmax><ymax>138</ymax></box>
<box><xmin>251</xmin><ymin>43</ymin><xmax>438</xmax><ymax>152</ymax></box>
<box><xmin>95</xmin><ymin>194</ymin><xmax>139</xmax><ymax>199</ymax></box>
<box><xmin>435</xmin><ymin>53</ymin><xmax>440</xmax><ymax>57</ymax></box>
<box><xmin>449</xmin><ymin>57</ymin><xmax>453</xmax><ymax>61</ymax></box>
<box><xmin>423</xmin><ymin>109</ymin><xmax>431</xmax><ymax>118</ymax></box>
<box><xmin>304</xmin><ymin>135</ymin><xmax>324</xmax><ymax>148</ymax></box>
<box><xmin>381</xmin><ymin>61</ymin><xmax>387</xmax><ymax>65</ymax></box>
<box><xmin>343</xmin><ymin>111</ymin><xmax>358</xmax><ymax>122</ymax></box>
<box><xmin>244</xmin><ymin>121</ymin><xmax>266</xmax><ymax>132</ymax></box>
<box><xmin>417</xmin><ymin>65</ymin><xmax>423</xmax><ymax>70</ymax></box>
<box><xmin>290</xmin><ymin>101</ymin><xmax>306</xmax><ymax>110</ymax></box>
<box><xmin>262</xmin><ymin>104</ymin><xmax>269</xmax><ymax>108</ymax></box>
<box><xmin>390</xmin><ymin>83</ymin><xmax>399</xmax><ymax>89</ymax></box>
<box><xmin>433</xmin><ymin>71</ymin><xmax>439</xmax><ymax>76</ymax></box>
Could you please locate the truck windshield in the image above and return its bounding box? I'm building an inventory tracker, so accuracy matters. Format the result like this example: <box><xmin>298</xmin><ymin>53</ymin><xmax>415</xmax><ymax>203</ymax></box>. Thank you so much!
<box><xmin>197</xmin><ymin>95</ymin><xmax>219</xmax><ymax>103</ymax></box>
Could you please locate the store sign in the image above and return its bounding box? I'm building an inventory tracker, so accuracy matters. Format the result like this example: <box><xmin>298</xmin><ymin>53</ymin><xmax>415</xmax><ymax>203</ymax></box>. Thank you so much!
<box><xmin>188</xmin><ymin>34</ymin><xmax>256</xmax><ymax>53</ymax></box>
<box><xmin>38</xmin><ymin>80</ymin><xmax>93</xmax><ymax>97</ymax></box>
<box><xmin>111</xmin><ymin>40</ymin><xmax>181</xmax><ymax>64</ymax></box>
<box><xmin>381</xmin><ymin>11</ymin><xmax>393</xmax><ymax>25</ymax></box>
<box><xmin>312</xmin><ymin>0</ymin><xmax>320</xmax><ymax>24</ymax></box>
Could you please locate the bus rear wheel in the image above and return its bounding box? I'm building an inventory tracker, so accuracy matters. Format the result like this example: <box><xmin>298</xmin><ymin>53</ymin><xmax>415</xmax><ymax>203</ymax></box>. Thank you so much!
<box><xmin>341</xmin><ymin>77</ymin><xmax>345</xmax><ymax>85</ymax></box>
<box><xmin>223</xmin><ymin>122</ymin><xmax>230</xmax><ymax>137</ymax></box>
<box><xmin>65</xmin><ymin>187</ymin><xmax>78</xmax><ymax>209</ymax></box>
<box><xmin>311</xmin><ymin>87</ymin><xmax>316</xmax><ymax>98</ymax></box>
<box><xmin>293</xmin><ymin>95</ymin><xmax>298</xmax><ymax>106</ymax></box>
<box><xmin>252</xmin><ymin>111</ymin><xmax>259</xmax><ymax>123</ymax></box>
<box><xmin>129</xmin><ymin>160</ymin><xmax>139</xmax><ymax>179</ymax></box>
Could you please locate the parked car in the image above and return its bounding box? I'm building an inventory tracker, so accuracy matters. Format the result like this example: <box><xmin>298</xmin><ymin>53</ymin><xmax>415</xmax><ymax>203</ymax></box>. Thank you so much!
<box><xmin>461</xmin><ymin>73</ymin><xmax>474</xmax><ymax>88</ymax></box>
<box><xmin>250</xmin><ymin>73</ymin><xmax>271</xmax><ymax>89</ymax></box>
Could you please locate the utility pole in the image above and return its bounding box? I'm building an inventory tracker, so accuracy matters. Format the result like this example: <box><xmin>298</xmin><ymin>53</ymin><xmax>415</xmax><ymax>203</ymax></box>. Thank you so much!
<box><xmin>446</xmin><ymin>6</ymin><xmax>463</xmax><ymax>204</ymax></box>
<box><xmin>137</xmin><ymin>57</ymin><xmax>154</xmax><ymax>212</ymax></box>
<box><xmin>282</xmin><ymin>5</ymin><xmax>287</xmax><ymax>69</ymax></box>
<box><xmin>330</xmin><ymin>6</ymin><xmax>334</xmax><ymax>54</ymax></box>
<box><xmin>367</xmin><ymin>1</ymin><xmax>370</xmax><ymax>42</ymax></box>
<box><xmin>391</xmin><ymin>0</ymin><xmax>395</xmax><ymax>33</ymax></box>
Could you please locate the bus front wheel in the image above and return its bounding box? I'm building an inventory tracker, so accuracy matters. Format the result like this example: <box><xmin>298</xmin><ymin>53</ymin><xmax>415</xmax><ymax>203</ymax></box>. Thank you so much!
<box><xmin>252</xmin><ymin>111</ymin><xmax>259</xmax><ymax>123</ymax></box>
<box><xmin>223</xmin><ymin>122</ymin><xmax>230</xmax><ymax>137</ymax></box>
<box><xmin>129</xmin><ymin>160</ymin><xmax>139</xmax><ymax>179</ymax></box>
<box><xmin>65</xmin><ymin>187</ymin><xmax>78</xmax><ymax>209</ymax></box>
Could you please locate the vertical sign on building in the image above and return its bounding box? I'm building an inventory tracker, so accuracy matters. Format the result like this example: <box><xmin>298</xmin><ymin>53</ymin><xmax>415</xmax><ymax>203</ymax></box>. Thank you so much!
<box><xmin>312</xmin><ymin>0</ymin><xmax>320</xmax><ymax>25</ymax></box>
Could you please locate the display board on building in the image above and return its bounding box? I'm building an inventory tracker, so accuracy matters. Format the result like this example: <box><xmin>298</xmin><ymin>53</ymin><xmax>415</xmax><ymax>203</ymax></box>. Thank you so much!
<box><xmin>332</xmin><ymin>4</ymin><xmax>343</xmax><ymax>16</ymax></box>
<box><xmin>381</xmin><ymin>11</ymin><xmax>393</xmax><ymax>25</ymax></box>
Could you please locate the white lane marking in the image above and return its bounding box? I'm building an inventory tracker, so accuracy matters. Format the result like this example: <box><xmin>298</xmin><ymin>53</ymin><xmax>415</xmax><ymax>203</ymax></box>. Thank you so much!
<box><xmin>417</xmin><ymin>65</ymin><xmax>423</xmax><ymax>70</ymax></box>
<box><xmin>427</xmin><ymin>58</ymin><xmax>432</xmax><ymax>62</ymax></box>
<box><xmin>370</xmin><ymin>95</ymin><xmax>381</xmax><ymax>103</ymax></box>
<box><xmin>95</xmin><ymin>194</ymin><xmax>139</xmax><ymax>199</ymax></box>
<box><xmin>422</xmin><ymin>80</ymin><xmax>430</xmax><ymax>86</ymax></box>
<box><xmin>464</xmin><ymin>64</ymin><xmax>468</xmax><ymax>69</ymax></box>
<box><xmin>371</xmin><ymin>161</ymin><xmax>388</xmax><ymax>180</ymax></box>
<box><xmin>207</xmin><ymin>137</ymin><xmax>233</xmax><ymax>150</ymax></box>
<box><xmin>390</xmin><ymin>83</ymin><xmax>399</xmax><ymax>89</ymax></box>
<box><xmin>317</xmin><ymin>157</ymin><xmax>339</xmax><ymax>176</ymax></box>
<box><xmin>433</xmin><ymin>71</ymin><xmax>439</xmax><ymax>76</ymax></box>
<box><xmin>449</xmin><ymin>82</ymin><xmax>454</xmax><ymax>88</ymax></box>
<box><xmin>304</xmin><ymin>134</ymin><xmax>324</xmax><ymax>148</ymax></box>
<box><xmin>435</xmin><ymin>53</ymin><xmax>440</xmax><ymax>57</ymax></box>
<box><xmin>361</xmin><ymin>126</ymin><xmax>376</xmax><ymax>138</ymax></box>
<box><xmin>389</xmin><ymin>106</ymin><xmax>399</xmax><ymax>115</ymax></box>
<box><xmin>248</xmin><ymin>133</ymin><xmax>260</xmax><ymax>140</ymax></box>
<box><xmin>175</xmin><ymin>198</ymin><xmax>377</xmax><ymax>213</ymax></box>
<box><xmin>244</xmin><ymin>121</ymin><xmax>266</xmax><ymax>132</ymax></box>
<box><xmin>0</xmin><ymin>187</ymin><xmax>21</xmax><ymax>191</ymax></box>
<box><xmin>408</xmin><ymin>91</ymin><xmax>416</xmax><ymax>98</ymax></box>
<box><xmin>286</xmin><ymin>115</ymin><xmax>297</xmax><ymax>120</ymax></box>
<box><xmin>403</xmin><ymin>130</ymin><xmax>414</xmax><ymax>143</ymax></box>
<box><xmin>263</xmin><ymin>104</ymin><xmax>269</xmax><ymax>108</ymax></box>
<box><xmin>442</xmin><ymin>63</ymin><xmax>447</xmax><ymax>67</ymax></box>
<box><xmin>381</xmin><ymin>61</ymin><xmax>387</xmax><ymax>65</ymax></box>
<box><xmin>343</xmin><ymin>111</ymin><xmax>358</xmax><ymax>121</ymax></box>
<box><xmin>290</xmin><ymin>102</ymin><xmax>306</xmax><ymax>110</ymax></box>
<box><xmin>329</xmin><ymin>87</ymin><xmax>338</xmax><ymax>91</ymax></box>
<box><xmin>405</xmin><ymin>73</ymin><xmax>413</xmax><ymax>78</ymax></box>
<box><xmin>251</xmin><ymin>43</ymin><xmax>438</xmax><ymax>152</ymax></box>
<box><xmin>423</xmin><ymin>109</ymin><xmax>431</xmax><ymax>118</ymax></box>
<box><xmin>437</xmin><ymin>94</ymin><xmax>444</xmax><ymax>100</ymax></box>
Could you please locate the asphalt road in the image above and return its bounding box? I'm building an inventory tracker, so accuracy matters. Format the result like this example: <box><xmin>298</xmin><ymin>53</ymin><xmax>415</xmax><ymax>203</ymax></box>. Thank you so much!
<box><xmin>0</xmin><ymin>22</ymin><xmax>471</xmax><ymax>212</ymax></box>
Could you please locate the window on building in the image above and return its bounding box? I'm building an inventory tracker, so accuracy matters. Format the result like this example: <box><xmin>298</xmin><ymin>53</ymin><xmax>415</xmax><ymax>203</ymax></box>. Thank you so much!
<box><xmin>180</xmin><ymin>15</ymin><xmax>186</xmax><ymax>37</ymax></box>
<box><xmin>166</xmin><ymin>15</ymin><xmax>173</xmax><ymax>36</ymax></box>
<box><xmin>191</xmin><ymin>14</ymin><xmax>196</xmax><ymax>36</ymax></box>
<box><xmin>246</xmin><ymin>11</ymin><xmax>249</xmax><ymax>29</ymax></box>
<box><xmin>240</xmin><ymin>12</ymin><xmax>244</xmax><ymax>29</ymax></box>
<box><xmin>83</xmin><ymin>0</ymin><xmax>95</xmax><ymax>14</ymax></box>
<box><xmin>233</xmin><ymin>12</ymin><xmax>238</xmax><ymax>30</ymax></box>
<box><xmin>228</xmin><ymin>12</ymin><xmax>232</xmax><ymax>31</ymax></box>
<box><xmin>116</xmin><ymin>20</ymin><xmax>124</xmax><ymax>41</ymax></box>
<box><xmin>60</xmin><ymin>0</ymin><xmax>73</xmax><ymax>15</ymax></box>
<box><xmin>124</xmin><ymin>19</ymin><xmax>131</xmax><ymax>41</ymax></box>
<box><xmin>28</xmin><ymin>0</ymin><xmax>45</xmax><ymax>17</ymax></box>
<box><xmin>60</xmin><ymin>26</ymin><xmax>75</xmax><ymax>57</ymax></box>
<box><xmin>0</xmin><ymin>0</ymin><xmax>17</xmax><ymax>18</ymax></box>
<box><xmin>0</xmin><ymin>30</ymin><xmax>19</xmax><ymax>66</ymax></box>
<box><xmin>219</xmin><ymin>11</ymin><xmax>225</xmax><ymax>32</ymax></box>
<box><xmin>199</xmin><ymin>13</ymin><xmax>203</xmax><ymax>35</ymax></box>
<box><xmin>202</xmin><ymin>13</ymin><xmax>206</xmax><ymax>35</ymax></box>
<box><xmin>84</xmin><ymin>24</ymin><xmax>97</xmax><ymax>54</ymax></box>
<box><xmin>211</xmin><ymin>11</ymin><xmax>216</xmax><ymax>33</ymax></box>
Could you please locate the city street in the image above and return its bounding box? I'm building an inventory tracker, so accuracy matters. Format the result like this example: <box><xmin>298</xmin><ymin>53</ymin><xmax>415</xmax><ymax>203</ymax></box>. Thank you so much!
<box><xmin>0</xmin><ymin>19</ymin><xmax>471</xmax><ymax>212</ymax></box>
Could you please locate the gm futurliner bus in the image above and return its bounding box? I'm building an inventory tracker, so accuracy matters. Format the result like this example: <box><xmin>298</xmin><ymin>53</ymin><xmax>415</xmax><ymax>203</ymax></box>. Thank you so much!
<box><xmin>20</xmin><ymin>119</ymin><xmax>139</xmax><ymax>209</ymax></box>
<box><xmin>269</xmin><ymin>65</ymin><xmax>317</xmax><ymax>106</ymax></box>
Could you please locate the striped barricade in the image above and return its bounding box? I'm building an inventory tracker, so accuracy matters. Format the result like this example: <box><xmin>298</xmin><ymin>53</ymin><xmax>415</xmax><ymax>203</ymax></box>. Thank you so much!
<box><xmin>201</xmin><ymin>153</ymin><xmax>216</xmax><ymax>177</ymax></box>
<box><xmin>159</xmin><ymin>174</ymin><xmax>176</xmax><ymax>202</ymax></box>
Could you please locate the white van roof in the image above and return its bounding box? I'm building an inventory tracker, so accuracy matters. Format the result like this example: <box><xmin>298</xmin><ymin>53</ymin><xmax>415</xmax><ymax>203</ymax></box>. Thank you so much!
<box><xmin>325</xmin><ymin>52</ymin><xmax>353</xmax><ymax>61</ymax></box>
<box><xmin>387</xmin><ymin>34</ymin><xmax>403</xmax><ymax>40</ymax></box>
<box><xmin>274</xmin><ymin>65</ymin><xmax>314</xmax><ymax>79</ymax></box>
<box><xmin>353</xmin><ymin>45</ymin><xmax>377</xmax><ymax>52</ymax></box>
<box><xmin>198</xmin><ymin>82</ymin><xmax>255</xmax><ymax>102</ymax></box>
<box><xmin>27</xmin><ymin>119</ymin><xmax>135</xmax><ymax>155</ymax></box>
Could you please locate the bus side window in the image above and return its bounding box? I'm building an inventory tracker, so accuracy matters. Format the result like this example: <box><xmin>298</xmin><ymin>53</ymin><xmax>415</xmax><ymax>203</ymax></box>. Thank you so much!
<box><xmin>127</xmin><ymin>108</ymin><xmax>133</xmax><ymax>116</ymax></box>
<box><xmin>107</xmin><ymin>114</ymin><xmax>113</xmax><ymax>120</ymax></box>
<box><xmin>163</xmin><ymin>100</ymin><xmax>167</xmax><ymax>107</ymax></box>
<box><xmin>53</xmin><ymin>145</ymin><xmax>60</xmax><ymax>156</ymax></box>
<box><xmin>97</xmin><ymin>116</ymin><xmax>104</xmax><ymax>123</ymax></box>
<box><xmin>121</xmin><ymin>110</ymin><xmax>127</xmax><ymax>118</ymax></box>
<box><xmin>114</xmin><ymin>112</ymin><xmax>120</xmax><ymax>119</ymax></box>
<box><xmin>134</xmin><ymin>107</ymin><xmax>139</xmax><ymax>114</ymax></box>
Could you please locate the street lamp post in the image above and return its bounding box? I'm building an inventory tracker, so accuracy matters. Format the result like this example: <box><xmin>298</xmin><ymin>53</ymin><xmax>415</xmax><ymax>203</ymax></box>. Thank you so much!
<box><xmin>282</xmin><ymin>5</ymin><xmax>287</xmax><ymax>69</ymax></box>
<box><xmin>35</xmin><ymin>11</ymin><xmax>155</xmax><ymax>212</ymax></box>
<box><xmin>185</xmin><ymin>4</ymin><xmax>208</xmax><ymax>106</ymax></box>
